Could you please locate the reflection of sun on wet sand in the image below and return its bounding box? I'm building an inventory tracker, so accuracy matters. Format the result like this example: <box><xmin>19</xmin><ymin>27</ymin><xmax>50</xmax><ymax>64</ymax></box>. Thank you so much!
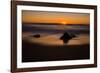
<box><xmin>23</xmin><ymin>33</ymin><xmax>89</xmax><ymax>46</ymax></box>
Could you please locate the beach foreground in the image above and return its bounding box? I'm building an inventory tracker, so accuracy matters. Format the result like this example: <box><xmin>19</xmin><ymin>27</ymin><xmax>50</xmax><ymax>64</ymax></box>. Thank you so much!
<box><xmin>22</xmin><ymin>34</ymin><xmax>90</xmax><ymax>62</ymax></box>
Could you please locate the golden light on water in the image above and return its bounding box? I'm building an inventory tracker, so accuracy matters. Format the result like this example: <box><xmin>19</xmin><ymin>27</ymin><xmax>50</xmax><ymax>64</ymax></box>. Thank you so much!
<box><xmin>22</xmin><ymin>11</ymin><xmax>90</xmax><ymax>46</ymax></box>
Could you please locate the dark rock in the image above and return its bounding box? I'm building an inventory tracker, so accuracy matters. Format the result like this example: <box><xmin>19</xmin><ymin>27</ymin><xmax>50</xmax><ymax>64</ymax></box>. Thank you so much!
<box><xmin>60</xmin><ymin>32</ymin><xmax>76</xmax><ymax>44</ymax></box>
<box><xmin>32</xmin><ymin>34</ymin><xmax>40</xmax><ymax>38</ymax></box>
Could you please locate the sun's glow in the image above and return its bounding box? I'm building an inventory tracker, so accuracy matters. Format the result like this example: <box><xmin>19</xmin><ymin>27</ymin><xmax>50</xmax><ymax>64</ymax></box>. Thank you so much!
<box><xmin>61</xmin><ymin>21</ymin><xmax>67</xmax><ymax>25</ymax></box>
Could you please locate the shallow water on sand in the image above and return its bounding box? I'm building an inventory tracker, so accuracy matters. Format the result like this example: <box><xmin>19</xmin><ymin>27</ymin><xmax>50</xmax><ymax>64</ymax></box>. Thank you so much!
<box><xmin>23</xmin><ymin>33</ymin><xmax>89</xmax><ymax>46</ymax></box>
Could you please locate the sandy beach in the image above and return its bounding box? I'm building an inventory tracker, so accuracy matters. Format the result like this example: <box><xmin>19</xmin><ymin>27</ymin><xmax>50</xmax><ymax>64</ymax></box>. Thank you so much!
<box><xmin>22</xmin><ymin>33</ymin><xmax>90</xmax><ymax>62</ymax></box>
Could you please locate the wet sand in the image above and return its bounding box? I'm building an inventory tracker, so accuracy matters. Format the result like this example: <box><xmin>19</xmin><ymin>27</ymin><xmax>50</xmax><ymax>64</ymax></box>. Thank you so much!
<box><xmin>22</xmin><ymin>38</ymin><xmax>90</xmax><ymax>62</ymax></box>
<box><xmin>22</xmin><ymin>34</ymin><xmax>89</xmax><ymax>46</ymax></box>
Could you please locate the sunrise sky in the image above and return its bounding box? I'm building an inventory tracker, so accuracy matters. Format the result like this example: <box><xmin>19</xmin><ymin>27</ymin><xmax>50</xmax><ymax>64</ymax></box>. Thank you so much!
<box><xmin>22</xmin><ymin>10</ymin><xmax>90</xmax><ymax>25</ymax></box>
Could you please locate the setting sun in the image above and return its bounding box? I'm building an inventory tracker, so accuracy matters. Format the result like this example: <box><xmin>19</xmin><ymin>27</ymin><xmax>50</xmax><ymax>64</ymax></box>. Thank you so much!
<box><xmin>61</xmin><ymin>21</ymin><xmax>67</xmax><ymax>25</ymax></box>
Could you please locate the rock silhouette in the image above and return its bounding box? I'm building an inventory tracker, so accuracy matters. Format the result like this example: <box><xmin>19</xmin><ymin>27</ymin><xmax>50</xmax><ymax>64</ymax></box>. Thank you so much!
<box><xmin>60</xmin><ymin>32</ymin><xmax>76</xmax><ymax>44</ymax></box>
<box><xmin>32</xmin><ymin>34</ymin><xmax>40</xmax><ymax>38</ymax></box>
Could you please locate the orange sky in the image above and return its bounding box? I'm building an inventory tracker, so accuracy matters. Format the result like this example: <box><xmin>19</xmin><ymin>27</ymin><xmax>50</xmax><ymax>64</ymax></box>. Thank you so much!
<box><xmin>22</xmin><ymin>10</ymin><xmax>90</xmax><ymax>25</ymax></box>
